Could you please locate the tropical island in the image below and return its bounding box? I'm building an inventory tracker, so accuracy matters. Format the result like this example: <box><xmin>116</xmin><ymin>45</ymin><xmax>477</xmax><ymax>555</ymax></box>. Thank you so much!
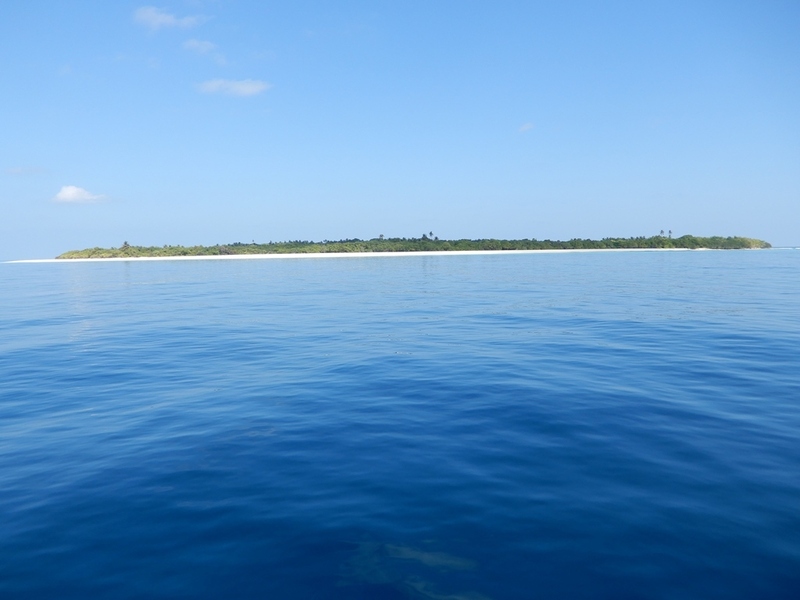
<box><xmin>56</xmin><ymin>234</ymin><xmax>771</xmax><ymax>259</ymax></box>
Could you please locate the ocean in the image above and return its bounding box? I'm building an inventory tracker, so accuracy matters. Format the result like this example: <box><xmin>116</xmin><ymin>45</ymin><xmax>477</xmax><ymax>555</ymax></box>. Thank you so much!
<box><xmin>1</xmin><ymin>250</ymin><xmax>799</xmax><ymax>599</ymax></box>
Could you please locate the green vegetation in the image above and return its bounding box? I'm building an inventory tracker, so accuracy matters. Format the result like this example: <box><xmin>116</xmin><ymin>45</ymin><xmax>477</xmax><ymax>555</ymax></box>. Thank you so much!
<box><xmin>56</xmin><ymin>235</ymin><xmax>771</xmax><ymax>259</ymax></box>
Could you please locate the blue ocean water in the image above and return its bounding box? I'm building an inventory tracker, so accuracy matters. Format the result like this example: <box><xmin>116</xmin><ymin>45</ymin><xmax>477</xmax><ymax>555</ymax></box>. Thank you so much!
<box><xmin>1</xmin><ymin>250</ymin><xmax>799</xmax><ymax>599</ymax></box>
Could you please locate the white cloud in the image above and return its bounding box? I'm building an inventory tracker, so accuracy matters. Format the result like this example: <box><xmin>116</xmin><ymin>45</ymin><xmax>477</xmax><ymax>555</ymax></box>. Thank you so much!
<box><xmin>183</xmin><ymin>39</ymin><xmax>226</xmax><ymax>65</ymax></box>
<box><xmin>198</xmin><ymin>79</ymin><xmax>270</xmax><ymax>97</ymax></box>
<box><xmin>53</xmin><ymin>185</ymin><xmax>105</xmax><ymax>203</ymax></box>
<box><xmin>519</xmin><ymin>123</ymin><xmax>534</xmax><ymax>133</ymax></box>
<box><xmin>134</xmin><ymin>6</ymin><xmax>202</xmax><ymax>31</ymax></box>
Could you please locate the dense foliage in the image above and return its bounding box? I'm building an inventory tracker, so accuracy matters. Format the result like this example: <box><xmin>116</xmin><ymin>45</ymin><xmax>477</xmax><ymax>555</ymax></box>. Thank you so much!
<box><xmin>56</xmin><ymin>235</ymin><xmax>771</xmax><ymax>258</ymax></box>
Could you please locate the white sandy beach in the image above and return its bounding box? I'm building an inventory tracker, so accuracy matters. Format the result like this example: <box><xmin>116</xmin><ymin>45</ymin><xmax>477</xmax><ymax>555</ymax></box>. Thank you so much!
<box><xmin>7</xmin><ymin>248</ymin><xmax>701</xmax><ymax>264</ymax></box>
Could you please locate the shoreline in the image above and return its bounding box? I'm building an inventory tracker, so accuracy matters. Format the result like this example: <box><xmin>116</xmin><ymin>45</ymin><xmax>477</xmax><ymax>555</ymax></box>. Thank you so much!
<box><xmin>6</xmin><ymin>247</ymin><xmax>716</xmax><ymax>264</ymax></box>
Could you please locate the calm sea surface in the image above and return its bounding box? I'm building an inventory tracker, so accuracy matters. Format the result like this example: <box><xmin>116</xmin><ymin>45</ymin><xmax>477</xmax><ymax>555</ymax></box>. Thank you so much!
<box><xmin>1</xmin><ymin>250</ymin><xmax>799</xmax><ymax>599</ymax></box>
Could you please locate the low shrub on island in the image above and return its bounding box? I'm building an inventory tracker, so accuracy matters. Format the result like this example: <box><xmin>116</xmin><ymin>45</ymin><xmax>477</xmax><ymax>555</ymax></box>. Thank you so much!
<box><xmin>56</xmin><ymin>235</ymin><xmax>771</xmax><ymax>258</ymax></box>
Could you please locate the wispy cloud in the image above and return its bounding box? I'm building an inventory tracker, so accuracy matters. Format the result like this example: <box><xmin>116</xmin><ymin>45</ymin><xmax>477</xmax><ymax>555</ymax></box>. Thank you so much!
<box><xmin>183</xmin><ymin>39</ymin><xmax>215</xmax><ymax>53</ymax></box>
<box><xmin>53</xmin><ymin>185</ymin><xmax>105</xmax><ymax>203</ymax></box>
<box><xmin>183</xmin><ymin>39</ymin><xmax>226</xmax><ymax>64</ymax></box>
<box><xmin>134</xmin><ymin>6</ymin><xmax>203</xmax><ymax>31</ymax></box>
<box><xmin>198</xmin><ymin>79</ymin><xmax>270</xmax><ymax>97</ymax></box>
<box><xmin>6</xmin><ymin>166</ymin><xmax>46</xmax><ymax>176</ymax></box>
<box><xmin>519</xmin><ymin>123</ymin><xmax>534</xmax><ymax>133</ymax></box>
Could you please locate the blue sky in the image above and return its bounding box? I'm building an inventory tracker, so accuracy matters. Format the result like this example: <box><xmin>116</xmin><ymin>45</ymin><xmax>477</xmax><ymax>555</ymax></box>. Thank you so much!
<box><xmin>1</xmin><ymin>1</ymin><xmax>798</xmax><ymax>259</ymax></box>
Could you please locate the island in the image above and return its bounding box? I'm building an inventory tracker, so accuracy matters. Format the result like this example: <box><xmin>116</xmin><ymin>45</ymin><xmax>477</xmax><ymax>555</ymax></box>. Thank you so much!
<box><xmin>56</xmin><ymin>235</ymin><xmax>771</xmax><ymax>259</ymax></box>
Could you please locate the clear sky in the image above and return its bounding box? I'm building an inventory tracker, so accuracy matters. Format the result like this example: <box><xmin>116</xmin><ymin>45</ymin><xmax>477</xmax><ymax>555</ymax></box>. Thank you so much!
<box><xmin>2</xmin><ymin>1</ymin><xmax>799</xmax><ymax>259</ymax></box>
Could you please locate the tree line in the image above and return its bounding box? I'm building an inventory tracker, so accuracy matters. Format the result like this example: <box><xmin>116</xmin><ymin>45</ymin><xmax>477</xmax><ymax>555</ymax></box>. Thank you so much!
<box><xmin>56</xmin><ymin>235</ymin><xmax>771</xmax><ymax>258</ymax></box>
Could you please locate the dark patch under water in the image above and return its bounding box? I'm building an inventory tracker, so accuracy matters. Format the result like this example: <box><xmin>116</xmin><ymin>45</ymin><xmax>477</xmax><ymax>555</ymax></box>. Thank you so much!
<box><xmin>1</xmin><ymin>250</ymin><xmax>799</xmax><ymax>599</ymax></box>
